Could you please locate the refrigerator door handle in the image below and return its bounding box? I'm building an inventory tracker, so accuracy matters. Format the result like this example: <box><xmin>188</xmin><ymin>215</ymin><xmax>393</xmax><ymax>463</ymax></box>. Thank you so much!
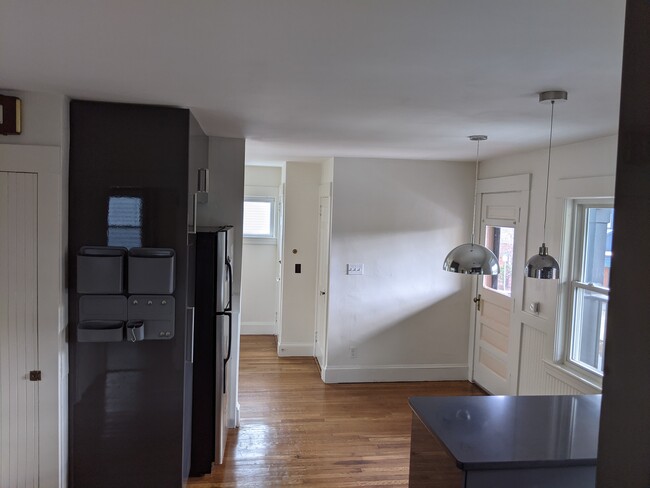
<box><xmin>225</xmin><ymin>256</ymin><xmax>233</xmax><ymax>312</ymax></box>
<box><xmin>223</xmin><ymin>312</ymin><xmax>232</xmax><ymax>394</ymax></box>
<box><xmin>186</xmin><ymin>307</ymin><xmax>195</xmax><ymax>363</ymax></box>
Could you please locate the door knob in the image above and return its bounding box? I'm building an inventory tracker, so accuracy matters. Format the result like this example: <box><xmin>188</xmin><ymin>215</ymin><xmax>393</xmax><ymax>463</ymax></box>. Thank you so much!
<box><xmin>473</xmin><ymin>294</ymin><xmax>481</xmax><ymax>311</ymax></box>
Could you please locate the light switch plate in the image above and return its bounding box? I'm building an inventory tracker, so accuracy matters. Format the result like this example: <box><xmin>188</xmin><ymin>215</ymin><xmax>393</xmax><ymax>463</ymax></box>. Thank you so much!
<box><xmin>346</xmin><ymin>263</ymin><xmax>364</xmax><ymax>275</ymax></box>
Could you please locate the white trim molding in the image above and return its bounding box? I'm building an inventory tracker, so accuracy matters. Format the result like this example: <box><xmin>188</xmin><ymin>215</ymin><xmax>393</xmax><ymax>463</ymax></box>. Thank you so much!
<box><xmin>277</xmin><ymin>342</ymin><xmax>314</xmax><ymax>357</ymax></box>
<box><xmin>321</xmin><ymin>363</ymin><xmax>468</xmax><ymax>384</ymax></box>
<box><xmin>241</xmin><ymin>321</ymin><xmax>277</xmax><ymax>335</ymax></box>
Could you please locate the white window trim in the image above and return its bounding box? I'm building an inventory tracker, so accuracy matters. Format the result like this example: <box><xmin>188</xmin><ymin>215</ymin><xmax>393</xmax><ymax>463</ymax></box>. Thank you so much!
<box><xmin>552</xmin><ymin>175</ymin><xmax>615</xmax><ymax>387</ymax></box>
<box><xmin>562</xmin><ymin>199</ymin><xmax>613</xmax><ymax>382</ymax></box>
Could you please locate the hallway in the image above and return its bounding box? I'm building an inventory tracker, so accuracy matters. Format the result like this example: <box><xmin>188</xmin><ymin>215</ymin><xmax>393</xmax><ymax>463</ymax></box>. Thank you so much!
<box><xmin>188</xmin><ymin>335</ymin><xmax>483</xmax><ymax>487</ymax></box>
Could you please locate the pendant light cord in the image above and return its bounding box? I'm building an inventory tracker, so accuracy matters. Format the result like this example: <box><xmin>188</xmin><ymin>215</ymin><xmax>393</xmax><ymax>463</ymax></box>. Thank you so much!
<box><xmin>470</xmin><ymin>138</ymin><xmax>481</xmax><ymax>245</ymax></box>
<box><xmin>542</xmin><ymin>101</ymin><xmax>555</xmax><ymax>243</ymax></box>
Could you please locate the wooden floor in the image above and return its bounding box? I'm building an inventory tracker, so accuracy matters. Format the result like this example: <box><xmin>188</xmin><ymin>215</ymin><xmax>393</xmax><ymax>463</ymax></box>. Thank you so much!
<box><xmin>188</xmin><ymin>335</ymin><xmax>484</xmax><ymax>487</ymax></box>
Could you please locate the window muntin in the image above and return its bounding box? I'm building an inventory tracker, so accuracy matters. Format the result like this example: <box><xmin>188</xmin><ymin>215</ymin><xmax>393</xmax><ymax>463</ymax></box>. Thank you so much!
<box><xmin>243</xmin><ymin>197</ymin><xmax>275</xmax><ymax>238</ymax></box>
<box><xmin>566</xmin><ymin>203</ymin><xmax>614</xmax><ymax>375</ymax></box>
<box><xmin>483</xmin><ymin>225</ymin><xmax>514</xmax><ymax>297</ymax></box>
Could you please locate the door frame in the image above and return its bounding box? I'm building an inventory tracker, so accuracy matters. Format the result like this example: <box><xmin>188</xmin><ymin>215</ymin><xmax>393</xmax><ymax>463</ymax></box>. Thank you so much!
<box><xmin>0</xmin><ymin>144</ymin><xmax>65</xmax><ymax>487</ymax></box>
<box><xmin>313</xmin><ymin>183</ymin><xmax>332</xmax><ymax>372</ymax></box>
<box><xmin>468</xmin><ymin>174</ymin><xmax>530</xmax><ymax>395</ymax></box>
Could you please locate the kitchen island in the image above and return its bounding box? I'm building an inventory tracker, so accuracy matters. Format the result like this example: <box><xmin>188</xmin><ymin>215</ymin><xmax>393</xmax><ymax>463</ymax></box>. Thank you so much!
<box><xmin>408</xmin><ymin>394</ymin><xmax>600</xmax><ymax>487</ymax></box>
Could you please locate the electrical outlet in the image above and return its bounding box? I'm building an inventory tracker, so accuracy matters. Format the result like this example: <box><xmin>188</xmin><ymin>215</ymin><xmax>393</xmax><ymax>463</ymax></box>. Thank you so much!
<box><xmin>346</xmin><ymin>263</ymin><xmax>364</xmax><ymax>275</ymax></box>
<box><xmin>350</xmin><ymin>346</ymin><xmax>358</xmax><ymax>358</ymax></box>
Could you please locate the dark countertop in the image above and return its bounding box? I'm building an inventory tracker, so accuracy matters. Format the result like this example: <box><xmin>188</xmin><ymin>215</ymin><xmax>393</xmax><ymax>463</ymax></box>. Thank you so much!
<box><xmin>409</xmin><ymin>395</ymin><xmax>601</xmax><ymax>470</ymax></box>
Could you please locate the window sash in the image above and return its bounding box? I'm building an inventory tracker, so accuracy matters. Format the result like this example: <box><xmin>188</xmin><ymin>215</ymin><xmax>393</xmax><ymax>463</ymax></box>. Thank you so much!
<box><xmin>567</xmin><ymin>280</ymin><xmax>609</xmax><ymax>375</ymax></box>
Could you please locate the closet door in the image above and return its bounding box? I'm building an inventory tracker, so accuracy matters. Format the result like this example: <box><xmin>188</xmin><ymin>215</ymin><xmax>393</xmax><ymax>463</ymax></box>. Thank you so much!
<box><xmin>0</xmin><ymin>171</ymin><xmax>39</xmax><ymax>488</ymax></box>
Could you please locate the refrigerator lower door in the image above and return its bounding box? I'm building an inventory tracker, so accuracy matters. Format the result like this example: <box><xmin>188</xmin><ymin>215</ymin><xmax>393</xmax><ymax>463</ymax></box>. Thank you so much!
<box><xmin>215</xmin><ymin>314</ymin><xmax>228</xmax><ymax>464</ymax></box>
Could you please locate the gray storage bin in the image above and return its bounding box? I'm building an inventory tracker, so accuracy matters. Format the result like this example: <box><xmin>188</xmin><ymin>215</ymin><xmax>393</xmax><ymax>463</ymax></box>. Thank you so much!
<box><xmin>128</xmin><ymin>248</ymin><xmax>176</xmax><ymax>294</ymax></box>
<box><xmin>77</xmin><ymin>320</ymin><xmax>124</xmax><ymax>342</ymax></box>
<box><xmin>77</xmin><ymin>247</ymin><xmax>127</xmax><ymax>294</ymax></box>
<box><xmin>79</xmin><ymin>295</ymin><xmax>127</xmax><ymax>321</ymax></box>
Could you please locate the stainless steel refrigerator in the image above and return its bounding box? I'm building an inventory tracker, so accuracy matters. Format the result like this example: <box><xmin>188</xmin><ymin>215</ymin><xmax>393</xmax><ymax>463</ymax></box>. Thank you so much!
<box><xmin>189</xmin><ymin>226</ymin><xmax>234</xmax><ymax>476</ymax></box>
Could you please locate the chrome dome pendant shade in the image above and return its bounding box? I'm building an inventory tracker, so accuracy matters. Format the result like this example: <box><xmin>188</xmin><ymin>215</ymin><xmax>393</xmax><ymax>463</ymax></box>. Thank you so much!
<box><xmin>443</xmin><ymin>242</ymin><xmax>500</xmax><ymax>275</ymax></box>
<box><xmin>525</xmin><ymin>243</ymin><xmax>560</xmax><ymax>279</ymax></box>
<box><xmin>443</xmin><ymin>135</ymin><xmax>500</xmax><ymax>276</ymax></box>
<box><xmin>524</xmin><ymin>90</ymin><xmax>567</xmax><ymax>280</ymax></box>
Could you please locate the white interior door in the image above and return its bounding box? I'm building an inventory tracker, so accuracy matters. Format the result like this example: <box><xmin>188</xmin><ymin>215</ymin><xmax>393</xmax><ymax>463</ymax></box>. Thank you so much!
<box><xmin>314</xmin><ymin>184</ymin><xmax>331</xmax><ymax>370</ymax></box>
<box><xmin>0</xmin><ymin>171</ymin><xmax>39</xmax><ymax>488</ymax></box>
<box><xmin>471</xmin><ymin>177</ymin><xmax>529</xmax><ymax>395</ymax></box>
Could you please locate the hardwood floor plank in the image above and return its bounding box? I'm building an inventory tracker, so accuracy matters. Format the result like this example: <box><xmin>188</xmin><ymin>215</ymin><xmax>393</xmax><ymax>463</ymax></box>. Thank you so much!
<box><xmin>188</xmin><ymin>335</ymin><xmax>483</xmax><ymax>487</ymax></box>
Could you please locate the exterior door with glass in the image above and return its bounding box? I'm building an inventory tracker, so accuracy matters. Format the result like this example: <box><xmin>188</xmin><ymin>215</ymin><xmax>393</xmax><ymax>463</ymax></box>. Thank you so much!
<box><xmin>472</xmin><ymin>176</ymin><xmax>529</xmax><ymax>395</ymax></box>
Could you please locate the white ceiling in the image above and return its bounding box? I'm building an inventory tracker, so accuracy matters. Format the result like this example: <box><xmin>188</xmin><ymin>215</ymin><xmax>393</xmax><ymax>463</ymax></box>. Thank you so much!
<box><xmin>0</xmin><ymin>0</ymin><xmax>626</xmax><ymax>162</ymax></box>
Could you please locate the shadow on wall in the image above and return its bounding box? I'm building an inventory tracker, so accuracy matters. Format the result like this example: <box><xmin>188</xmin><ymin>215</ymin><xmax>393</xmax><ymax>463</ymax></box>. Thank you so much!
<box><xmin>328</xmin><ymin>281</ymin><xmax>472</xmax><ymax>365</ymax></box>
<box><xmin>334</xmin><ymin>159</ymin><xmax>472</xmax><ymax>237</ymax></box>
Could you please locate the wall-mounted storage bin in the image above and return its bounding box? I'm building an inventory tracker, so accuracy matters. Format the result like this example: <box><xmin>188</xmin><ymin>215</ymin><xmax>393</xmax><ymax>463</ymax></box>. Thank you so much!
<box><xmin>77</xmin><ymin>320</ymin><xmax>124</xmax><ymax>342</ymax></box>
<box><xmin>79</xmin><ymin>295</ymin><xmax>127</xmax><ymax>321</ymax></box>
<box><xmin>77</xmin><ymin>247</ymin><xmax>127</xmax><ymax>294</ymax></box>
<box><xmin>128</xmin><ymin>248</ymin><xmax>176</xmax><ymax>294</ymax></box>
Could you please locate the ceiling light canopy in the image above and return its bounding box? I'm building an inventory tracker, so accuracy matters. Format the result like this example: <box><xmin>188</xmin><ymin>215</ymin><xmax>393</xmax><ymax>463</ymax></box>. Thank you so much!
<box><xmin>443</xmin><ymin>135</ymin><xmax>500</xmax><ymax>276</ymax></box>
<box><xmin>524</xmin><ymin>90</ymin><xmax>567</xmax><ymax>280</ymax></box>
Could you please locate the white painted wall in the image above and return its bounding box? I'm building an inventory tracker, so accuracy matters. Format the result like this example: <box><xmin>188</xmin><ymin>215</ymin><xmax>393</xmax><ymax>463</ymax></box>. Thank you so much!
<box><xmin>480</xmin><ymin>134</ymin><xmax>618</xmax><ymax>395</ymax></box>
<box><xmin>199</xmin><ymin>136</ymin><xmax>246</xmax><ymax>427</ymax></box>
<box><xmin>321</xmin><ymin>158</ymin><xmax>334</xmax><ymax>184</ymax></box>
<box><xmin>0</xmin><ymin>90</ymin><xmax>68</xmax><ymax>488</ymax></box>
<box><xmin>241</xmin><ymin>166</ymin><xmax>282</xmax><ymax>334</ymax></box>
<box><xmin>279</xmin><ymin>162</ymin><xmax>321</xmax><ymax>356</ymax></box>
<box><xmin>323</xmin><ymin>157</ymin><xmax>476</xmax><ymax>383</ymax></box>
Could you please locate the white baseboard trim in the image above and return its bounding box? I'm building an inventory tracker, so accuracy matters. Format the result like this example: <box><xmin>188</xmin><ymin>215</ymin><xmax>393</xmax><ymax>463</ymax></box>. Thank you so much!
<box><xmin>277</xmin><ymin>342</ymin><xmax>314</xmax><ymax>357</ymax></box>
<box><xmin>241</xmin><ymin>321</ymin><xmax>277</xmax><ymax>335</ymax></box>
<box><xmin>321</xmin><ymin>363</ymin><xmax>468</xmax><ymax>384</ymax></box>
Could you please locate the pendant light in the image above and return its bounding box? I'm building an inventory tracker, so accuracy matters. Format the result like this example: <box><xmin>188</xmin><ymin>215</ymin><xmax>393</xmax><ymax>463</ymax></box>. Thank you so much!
<box><xmin>443</xmin><ymin>135</ymin><xmax>500</xmax><ymax>275</ymax></box>
<box><xmin>524</xmin><ymin>90</ymin><xmax>567</xmax><ymax>279</ymax></box>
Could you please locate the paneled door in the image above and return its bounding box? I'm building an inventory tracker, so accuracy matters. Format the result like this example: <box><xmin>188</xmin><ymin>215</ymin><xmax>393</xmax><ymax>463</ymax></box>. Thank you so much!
<box><xmin>0</xmin><ymin>171</ymin><xmax>39</xmax><ymax>488</ymax></box>
<box><xmin>471</xmin><ymin>176</ymin><xmax>529</xmax><ymax>395</ymax></box>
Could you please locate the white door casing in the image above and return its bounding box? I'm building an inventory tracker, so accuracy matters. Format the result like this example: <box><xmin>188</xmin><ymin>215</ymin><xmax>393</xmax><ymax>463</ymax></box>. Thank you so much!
<box><xmin>276</xmin><ymin>184</ymin><xmax>285</xmax><ymax>336</ymax></box>
<box><xmin>470</xmin><ymin>175</ymin><xmax>530</xmax><ymax>395</ymax></box>
<box><xmin>314</xmin><ymin>183</ymin><xmax>332</xmax><ymax>371</ymax></box>
<box><xmin>0</xmin><ymin>145</ymin><xmax>65</xmax><ymax>488</ymax></box>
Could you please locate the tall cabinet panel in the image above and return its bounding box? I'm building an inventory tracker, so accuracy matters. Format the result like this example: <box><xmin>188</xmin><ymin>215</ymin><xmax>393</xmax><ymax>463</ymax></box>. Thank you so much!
<box><xmin>68</xmin><ymin>100</ymin><xmax>206</xmax><ymax>487</ymax></box>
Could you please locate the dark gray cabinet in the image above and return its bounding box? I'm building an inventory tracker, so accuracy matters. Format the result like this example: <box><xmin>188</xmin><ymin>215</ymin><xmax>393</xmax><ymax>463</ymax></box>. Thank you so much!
<box><xmin>68</xmin><ymin>100</ymin><xmax>206</xmax><ymax>488</ymax></box>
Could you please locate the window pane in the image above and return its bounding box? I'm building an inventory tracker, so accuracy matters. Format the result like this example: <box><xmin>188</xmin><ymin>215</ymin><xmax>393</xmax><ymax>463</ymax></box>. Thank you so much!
<box><xmin>108</xmin><ymin>227</ymin><xmax>143</xmax><ymax>249</ymax></box>
<box><xmin>483</xmin><ymin>225</ymin><xmax>514</xmax><ymax>297</ymax></box>
<box><xmin>570</xmin><ymin>286</ymin><xmax>608</xmax><ymax>373</ymax></box>
<box><xmin>582</xmin><ymin>207</ymin><xmax>614</xmax><ymax>288</ymax></box>
<box><xmin>243</xmin><ymin>200</ymin><xmax>273</xmax><ymax>236</ymax></box>
<box><xmin>107</xmin><ymin>196</ymin><xmax>142</xmax><ymax>248</ymax></box>
<box><xmin>108</xmin><ymin>196</ymin><xmax>142</xmax><ymax>227</ymax></box>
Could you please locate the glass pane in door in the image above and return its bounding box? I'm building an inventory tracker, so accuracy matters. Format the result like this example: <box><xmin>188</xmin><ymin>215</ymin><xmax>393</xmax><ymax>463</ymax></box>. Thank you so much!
<box><xmin>483</xmin><ymin>225</ymin><xmax>514</xmax><ymax>297</ymax></box>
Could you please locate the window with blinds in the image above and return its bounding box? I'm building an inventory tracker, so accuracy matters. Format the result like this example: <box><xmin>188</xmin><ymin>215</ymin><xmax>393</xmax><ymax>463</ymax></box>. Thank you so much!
<box><xmin>243</xmin><ymin>197</ymin><xmax>275</xmax><ymax>238</ymax></box>
<box><xmin>107</xmin><ymin>196</ymin><xmax>143</xmax><ymax>248</ymax></box>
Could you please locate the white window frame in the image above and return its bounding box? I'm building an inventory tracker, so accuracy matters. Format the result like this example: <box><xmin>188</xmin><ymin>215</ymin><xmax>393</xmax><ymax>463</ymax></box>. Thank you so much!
<box><xmin>550</xmin><ymin>175</ymin><xmax>615</xmax><ymax>390</ymax></box>
<box><xmin>561</xmin><ymin>198</ymin><xmax>614</xmax><ymax>383</ymax></box>
<box><xmin>243</xmin><ymin>195</ymin><xmax>276</xmax><ymax>241</ymax></box>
